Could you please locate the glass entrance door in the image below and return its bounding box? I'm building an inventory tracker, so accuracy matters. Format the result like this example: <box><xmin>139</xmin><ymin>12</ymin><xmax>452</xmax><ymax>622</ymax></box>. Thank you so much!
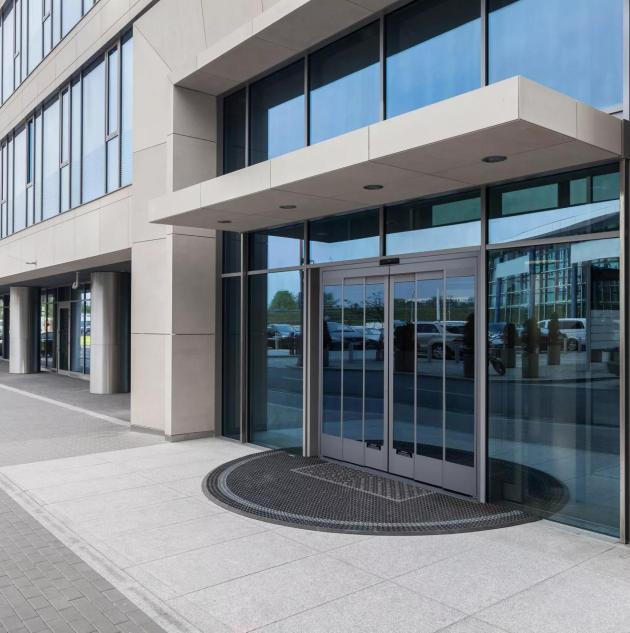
<box><xmin>57</xmin><ymin>303</ymin><xmax>70</xmax><ymax>372</ymax></box>
<box><xmin>321</xmin><ymin>257</ymin><xmax>478</xmax><ymax>496</ymax></box>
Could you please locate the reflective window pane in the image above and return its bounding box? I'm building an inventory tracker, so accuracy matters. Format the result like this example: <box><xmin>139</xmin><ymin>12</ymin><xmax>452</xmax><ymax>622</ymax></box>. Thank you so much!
<box><xmin>386</xmin><ymin>191</ymin><xmax>481</xmax><ymax>255</ymax></box>
<box><xmin>489</xmin><ymin>0</ymin><xmax>623</xmax><ymax>110</ymax></box>
<box><xmin>222</xmin><ymin>277</ymin><xmax>241</xmax><ymax>439</ymax></box>
<box><xmin>249</xmin><ymin>223</ymin><xmax>304</xmax><ymax>271</ymax></box>
<box><xmin>342</xmin><ymin>284</ymin><xmax>365</xmax><ymax>442</ymax></box>
<box><xmin>322</xmin><ymin>285</ymin><xmax>342</xmax><ymax>437</ymax></box>
<box><xmin>222</xmin><ymin>231</ymin><xmax>241</xmax><ymax>274</ymax></box>
<box><xmin>309</xmin><ymin>209</ymin><xmax>379</xmax><ymax>264</ymax></box>
<box><xmin>13</xmin><ymin>126</ymin><xmax>26</xmax><ymax>232</ymax></box>
<box><xmin>82</xmin><ymin>59</ymin><xmax>106</xmax><ymax>203</ymax></box>
<box><xmin>386</xmin><ymin>0</ymin><xmax>480</xmax><ymax>118</ymax></box>
<box><xmin>489</xmin><ymin>165</ymin><xmax>619</xmax><ymax>244</ymax></box>
<box><xmin>42</xmin><ymin>98</ymin><xmax>59</xmax><ymax>220</ymax></box>
<box><xmin>248</xmin><ymin>270</ymin><xmax>303</xmax><ymax>449</ymax></box>
<box><xmin>488</xmin><ymin>238</ymin><xmax>620</xmax><ymax>536</ymax></box>
<box><xmin>62</xmin><ymin>0</ymin><xmax>82</xmax><ymax>37</ymax></box>
<box><xmin>120</xmin><ymin>33</ymin><xmax>133</xmax><ymax>186</ymax></box>
<box><xmin>250</xmin><ymin>60</ymin><xmax>305</xmax><ymax>164</ymax></box>
<box><xmin>365</xmin><ymin>282</ymin><xmax>385</xmax><ymax>447</ymax></box>
<box><xmin>28</xmin><ymin>0</ymin><xmax>42</xmax><ymax>73</ymax></box>
<box><xmin>309</xmin><ymin>22</ymin><xmax>380</xmax><ymax>144</ymax></box>
<box><xmin>3</xmin><ymin>4</ymin><xmax>14</xmax><ymax>102</ymax></box>
<box><xmin>223</xmin><ymin>88</ymin><xmax>246</xmax><ymax>174</ymax></box>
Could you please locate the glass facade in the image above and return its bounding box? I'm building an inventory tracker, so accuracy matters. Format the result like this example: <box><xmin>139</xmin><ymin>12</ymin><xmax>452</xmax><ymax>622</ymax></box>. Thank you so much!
<box><xmin>488</xmin><ymin>0</ymin><xmax>623</xmax><ymax>111</ymax></box>
<box><xmin>386</xmin><ymin>190</ymin><xmax>481</xmax><ymax>254</ymax></box>
<box><xmin>222</xmin><ymin>0</ymin><xmax>622</xmax><ymax>175</ymax></box>
<box><xmin>222</xmin><ymin>276</ymin><xmax>241</xmax><ymax>439</ymax></box>
<box><xmin>0</xmin><ymin>0</ymin><xmax>100</xmax><ymax>105</ymax></box>
<box><xmin>0</xmin><ymin>32</ymin><xmax>133</xmax><ymax>239</ymax></box>
<box><xmin>488</xmin><ymin>239</ymin><xmax>620</xmax><ymax>536</ymax></box>
<box><xmin>248</xmin><ymin>223</ymin><xmax>304</xmax><ymax>271</ymax></box>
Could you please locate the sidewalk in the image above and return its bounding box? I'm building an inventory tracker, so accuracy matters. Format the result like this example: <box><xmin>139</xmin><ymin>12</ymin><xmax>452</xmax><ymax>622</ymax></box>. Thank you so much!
<box><xmin>0</xmin><ymin>376</ymin><xmax>629</xmax><ymax>632</ymax></box>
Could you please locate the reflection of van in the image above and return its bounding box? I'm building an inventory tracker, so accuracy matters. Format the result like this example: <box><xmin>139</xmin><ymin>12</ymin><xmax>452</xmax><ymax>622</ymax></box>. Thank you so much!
<box><xmin>538</xmin><ymin>318</ymin><xmax>587</xmax><ymax>351</ymax></box>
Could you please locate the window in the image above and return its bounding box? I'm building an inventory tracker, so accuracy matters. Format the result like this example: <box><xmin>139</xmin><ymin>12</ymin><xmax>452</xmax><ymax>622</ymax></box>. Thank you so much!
<box><xmin>222</xmin><ymin>231</ymin><xmax>241</xmax><ymax>274</ymax></box>
<box><xmin>386</xmin><ymin>0</ymin><xmax>481</xmax><ymax>118</ymax></box>
<box><xmin>27</xmin><ymin>0</ymin><xmax>42</xmax><ymax>73</ymax></box>
<box><xmin>71</xmin><ymin>78</ymin><xmax>81</xmax><ymax>207</ymax></box>
<box><xmin>489</xmin><ymin>0</ymin><xmax>623</xmax><ymax>110</ymax></box>
<box><xmin>62</xmin><ymin>0</ymin><xmax>82</xmax><ymax>37</ymax></box>
<box><xmin>3</xmin><ymin>3</ymin><xmax>14</xmax><ymax>102</ymax></box>
<box><xmin>309</xmin><ymin>21</ymin><xmax>380</xmax><ymax>144</ymax></box>
<box><xmin>106</xmin><ymin>47</ymin><xmax>120</xmax><ymax>193</ymax></box>
<box><xmin>222</xmin><ymin>277</ymin><xmax>241</xmax><ymax>439</ymax></box>
<box><xmin>488</xmin><ymin>165</ymin><xmax>619</xmax><ymax>243</ymax></box>
<box><xmin>386</xmin><ymin>190</ymin><xmax>481</xmax><ymax>255</ymax></box>
<box><xmin>42</xmin><ymin>97</ymin><xmax>59</xmax><ymax>219</ymax></box>
<box><xmin>223</xmin><ymin>89</ymin><xmax>246</xmax><ymax>174</ymax></box>
<box><xmin>309</xmin><ymin>209</ymin><xmax>380</xmax><ymax>264</ymax></box>
<box><xmin>249</xmin><ymin>223</ymin><xmax>304</xmax><ymax>271</ymax></box>
<box><xmin>249</xmin><ymin>60</ymin><xmax>305</xmax><ymax>164</ymax></box>
<box><xmin>60</xmin><ymin>89</ymin><xmax>70</xmax><ymax>211</ymax></box>
<box><xmin>120</xmin><ymin>32</ymin><xmax>133</xmax><ymax>186</ymax></box>
<box><xmin>488</xmin><ymin>238</ymin><xmax>620</xmax><ymax>536</ymax></box>
<box><xmin>82</xmin><ymin>59</ymin><xmax>106</xmax><ymax>203</ymax></box>
<box><xmin>13</xmin><ymin>126</ymin><xmax>26</xmax><ymax>232</ymax></box>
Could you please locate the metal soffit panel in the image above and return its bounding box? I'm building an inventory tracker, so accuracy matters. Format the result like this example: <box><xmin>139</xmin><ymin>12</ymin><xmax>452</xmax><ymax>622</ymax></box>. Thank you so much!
<box><xmin>150</xmin><ymin>77</ymin><xmax>625</xmax><ymax>232</ymax></box>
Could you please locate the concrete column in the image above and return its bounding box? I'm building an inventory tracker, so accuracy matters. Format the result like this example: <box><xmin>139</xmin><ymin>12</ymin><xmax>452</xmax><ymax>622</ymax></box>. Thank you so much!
<box><xmin>90</xmin><ymin>272</ymin><xmax>131</xmax><ymax>394</ymax></box>
<box><xmin>8</xmin><ymin>287</ymin><xmax>39</xmax><ymax>374</ymax></box>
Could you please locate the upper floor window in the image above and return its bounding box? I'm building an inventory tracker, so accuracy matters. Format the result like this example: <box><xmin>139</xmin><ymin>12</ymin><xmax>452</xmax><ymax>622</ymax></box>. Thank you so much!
<box><xmin>488</xmin><ymin>0</ymin><xmax>623</xmax><ymax>111</ymax></box>
<box><xmin>222</xmin><ymin>0</ymin><xmax>623</xmax><ymax>176</ymax></box>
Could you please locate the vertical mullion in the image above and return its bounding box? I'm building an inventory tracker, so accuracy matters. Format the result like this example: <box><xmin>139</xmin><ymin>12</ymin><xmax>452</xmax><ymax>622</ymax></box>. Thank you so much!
<box><xmin>240</xmin><ymin>233</ymin><xmax>249</xmax><ymax>443</ymax></box>
<box><xmin>478</xmin><ymin>185</ymin><xmax>488</xmax><ymax>503</ymax></box>
<box><xmin>623</xmin><ymin>0</ymin><xmax>629</xmax><ymax>119</ymax></box>
<box><xmin>481</xmin><ymin>0</ymin><xmax>488</xmax><ymax>87</ymax></box>
<box><xmin>117</xmin><ymin>39</ymin><xmax>122</xmax><ymax>188</ymax></box>
<box><xmin>304</xmin><ymin>53</ymin><xmax>309</xmax><ymax>148</ymax></box>
<box><xmin>620</xmin><ymin>158</ymin><xmax>628</xmax><ymax>543</ymax></box>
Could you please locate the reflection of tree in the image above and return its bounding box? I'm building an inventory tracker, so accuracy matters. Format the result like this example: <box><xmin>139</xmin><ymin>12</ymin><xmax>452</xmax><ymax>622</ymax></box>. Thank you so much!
<box><xmin>269</xmin><ymin>290</ymin><xmax>298</xmax><ymax>312</ymax></box>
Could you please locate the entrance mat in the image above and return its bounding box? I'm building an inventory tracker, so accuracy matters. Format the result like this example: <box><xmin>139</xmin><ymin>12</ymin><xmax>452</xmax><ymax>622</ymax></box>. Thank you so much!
<box><xmin>204</xmin><ymin>450</ymin><xmax>539</xmax><ymax>535</ymax></box>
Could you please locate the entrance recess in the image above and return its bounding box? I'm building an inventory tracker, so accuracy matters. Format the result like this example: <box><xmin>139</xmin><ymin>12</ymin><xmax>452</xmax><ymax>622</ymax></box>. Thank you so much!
<box><xmin>320</xmin><ymin>257</ymin><xmax>478</xmax><ymax>496</ymax></box>
<box><xmin>57</xmin><ymin>302</ymin><xmax>71</xmax><ymax>373</ymax></box>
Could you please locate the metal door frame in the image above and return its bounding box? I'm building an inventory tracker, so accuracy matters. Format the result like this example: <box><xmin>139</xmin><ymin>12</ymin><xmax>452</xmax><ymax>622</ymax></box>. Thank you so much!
<box><xmin>319</xmin><ymin>253</ymin><xmax>479</xmax><ymax>497</ymax></box>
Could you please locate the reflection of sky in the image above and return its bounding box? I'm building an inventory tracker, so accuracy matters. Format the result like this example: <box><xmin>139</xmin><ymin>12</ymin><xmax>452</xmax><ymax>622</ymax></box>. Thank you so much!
<box><xmin>386</xmin><ymin>20</ymin><xmax>480</xmax><ymax>118</ymax></box>
<box><xmin>267</xmin><ymin>94</ymin><xmax>305</xmax><ymax>159</ymax></box>
<box><xmin>310</xmin><ymin>236</ymin><xmax>379</xmax><ymax>264</ymax></box>
<box><xmin>489</xmin><ymin>0</ymin><xmax>622</xmax><ymax>109</ymax></box>
<box><xmin>265</xmin><ymin>235</ymin><xmax>302</xmax><ymax>269</ymax></box>
<box><xmin>387</xmin><ymin>222</ymin><xmax>480</xmax><ymax>255</ymax></box>
<box><xmin>489</xmin><ymin>201</ymin><xmax>618</xmax><ymax>243</ymax></box>
<box><xmin>310</xmin><ymin>64</ymin><xmax>380</xmax><ymax>144</ymax></box>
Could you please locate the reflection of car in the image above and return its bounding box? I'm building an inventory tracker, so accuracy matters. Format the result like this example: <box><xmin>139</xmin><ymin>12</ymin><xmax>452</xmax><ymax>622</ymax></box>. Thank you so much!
<box><xmin>538</xmin><ymin>318</ymin><xmax>586</xmax><ymax>351</ymax></box>
<box><xmin>324</xmin><ymin>321</ymin><xmax>363</xmax><ymax>350</ymax></box>
<box><xmin>267</xmin><ymin>323</ymin><xmax>298</xmax><ymax>349</ymax></box>
<box><xmin>417</xmin><ymin>321</ymin><xmax>465</xmax><ymax>360</ymax></box>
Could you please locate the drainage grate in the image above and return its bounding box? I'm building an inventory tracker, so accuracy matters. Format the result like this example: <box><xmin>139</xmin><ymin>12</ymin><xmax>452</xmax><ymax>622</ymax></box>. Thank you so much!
<box><xmin>204</xmin><ymin>450</ymin><xmax>554</xmax><ymax>535</ymax></box>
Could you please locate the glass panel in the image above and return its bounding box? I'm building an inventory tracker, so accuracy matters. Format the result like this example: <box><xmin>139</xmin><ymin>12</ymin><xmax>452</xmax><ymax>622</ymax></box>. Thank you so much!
<box><xmin>222</xmin><ymin>277</ymin><xmax>241</xmax><ymax>439</ymax></box>
<box><xmin>106</xmin><ymin>136</ymin><xmax>119</xmax><ymax>192</ymax></box>
<box><xmin>416</xmin><ymin>278</ymin><xmax>443</xmax><ymax>459</ymax></box>
<box><xmin>61</xmin><ymin>89</ymin><xmax>70</xmax><ymax>164</ymax></box>
<box><xmin>3</xmin><ymin>4</ymin><xmax>14</xmax><ymax>102</ymax></box>
<box><xmin>309</xmin><ymin>209</ymin><xmax>379</xmax><ymax>264</ymax></box>
<box><xmin>309</xmin><ymin>21</ymin><xmax>380</xmax><ymax>144</ymax></box>
<box><xmin>82</xmin><ymin>59</ymin><xmax>106</xmax><ymax>203</ymax></box>
<box><xmin>223</xmin><ymin>88</ymin><xmax>246</xmax><ymax>174</ymax></box>
<box><xmin>386</xmin><ymin>191</ymin><xmax>481</xmax><ymax>255</ymax></box>
<box><xmin>58</xmin><ymin>307</ymin><xmax>69</xmax><ymax>371</ymax></box>
<box><xmin>444</xmin><ymin>276</ymin><xmax>475</xmax><ymax>466</ymax></box>
<box><xmin>6</xmin><ymin>139</ymin><xmax>12</xmax><ymax>235</ymax></box>
<box><xmin>62</xmin><ymin>0</ymin><xmax>82</xmax><ymax>37</ymax></box>
<box><xmin>489</xmin><ymin>166</ymin><xmax>619</xmax><ymax>244</ymax></box>
<box><xmin>364</xmin><ymin>281</ymin><xmax>385</xmax><ymax>447</ymax></box>
<box><xmin>52</xmin><ymin>0</ymin><xmax>60</xmax><ymax>45</ymax></box>
<box><xmin>60</xmin><ymin>164</ymin><xmax>69</xmax><ymax>211</ymax></box>
<box><xmin>488</xmin><ymin>238</ymin><xmax>620</xmax><ymax>536</ymax></box>
<box><xmin>489</xmin><ymin>0</ymin><xmax>622</xmax><ymax>110</ymax></box>
<box><xmin>28</xmin><ymin>0</ymin><xmax>42</xmax><ymax>72</ymax></box>
<box><xmin>83</xmin><ymin>289</ymin><xmax>91</xmax><ymax>373</ymax></box>
<box><xmin>249</xmin><ymin>60</ymin><xmax>305</xmax><ymax>164</ymax></box>
<box><xmin>249</xmin><ymin>270</ymin><xmax>303</xmax><ymax>449</ymax></box>
<box><xmin>34</xmin><ymin>110</ymin><xmax>42</xmax><ymax>222</ymax></box>
<box><xmin>71</xmin><ymin>298</ymin><xmax>83</xmax><ymax>373</ymax></box>
<box><xmin>107</xmin><ymin>48</ymin><xmax>118</xmax><ymax>134</ymax></box>
<box><xmin>386</xmin><ymin>0</ymin><xmax>480</xmax><ymax>118</ymax></box>
<box><xmin>13</xmin><ymin>126</ymin><xmax>26</xmax><ymax>232</ymax></box>
<box><xmin>43</xmin><ymin>15</ymin><xmax>51</xmax><ymax>56</ymax></box>
<box><xmin>392</xmin><ymin>280</ymin><xmax>415</xmax><ymax>456</ymax></box>
<box><xmin>342</xmin><ymin>283</ymin><xmax>364</xmax><ymax>442</ymax></box>
<box><xmin>222</xmin><ymin>231</ymin><xmax>241</xmax><ymax>274</ymax></box>
<box><xmin>71</xmin><ymin>79</ymin><xmax>81</xmax><ymax>206</ymax></box>
<box><xmin>322</xmin><ymin>284</ymin><xmax>342</xmax><ymax>436</ymax></box>
<box><xmin>42</xmin><ymin>97</ymin><xmax>59</xmax><ymax>220</ymax></box>
<box><xmin>248</xmin><ymin>223</ymin><xmax>304</xmax><ymax>270</ymax></box>
<box><xmin>120</xmin><ymin>33</ymin><xmax>133</xmax><ymax>186</ymax></box>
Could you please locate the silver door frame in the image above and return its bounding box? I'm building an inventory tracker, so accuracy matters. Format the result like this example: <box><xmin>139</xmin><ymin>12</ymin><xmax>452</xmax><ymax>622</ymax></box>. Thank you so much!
<box><xmin>319</xmin><ymin>253</ymin><xmax>480</xmax><ymax>497</ymax></box>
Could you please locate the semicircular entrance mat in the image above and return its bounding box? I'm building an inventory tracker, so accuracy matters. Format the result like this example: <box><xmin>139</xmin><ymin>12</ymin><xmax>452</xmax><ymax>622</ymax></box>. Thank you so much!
<box><xmin>204</xmin><ymin>450</ymin><xmax>550</xmax><ymax>535</ymax></box>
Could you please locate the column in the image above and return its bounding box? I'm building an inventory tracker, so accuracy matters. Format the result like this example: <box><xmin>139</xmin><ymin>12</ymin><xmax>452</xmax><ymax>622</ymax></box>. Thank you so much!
<box><xmin>90</xmin><ymin>272</ymin><xmax>131</xmax><ymax>394</ymax></box>
<box><xmin>8</xmin><ymin>287</ymin><xmax>39</xmax><ymax>374</ymax></box>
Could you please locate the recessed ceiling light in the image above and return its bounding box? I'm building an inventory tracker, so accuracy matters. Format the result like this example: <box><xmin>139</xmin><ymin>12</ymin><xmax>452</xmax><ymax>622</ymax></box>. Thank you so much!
<box><xmin>217</xmin><ymin>220</ymin><xmax>232</xmax><ymax>224</ymax></box>
<box><xmin>279</xmin><ymin>204</ymin><xmax>297</xmax><ymax>210</ymax></box>
<box><xmin>482</xmin><ymin>155</ymin><xmax>507</xmax><ymax>163</ymax></box>
<box><xmin>363</xmin><ymin>184</ymin><xmax>384</xmax><ymax>190</ymax></box>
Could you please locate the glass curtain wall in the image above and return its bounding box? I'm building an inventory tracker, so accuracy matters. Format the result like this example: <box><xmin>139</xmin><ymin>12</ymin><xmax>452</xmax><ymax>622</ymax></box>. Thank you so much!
<box><xmin>223</xmin><ymin>0</ymin><xmax>622</xmax><ymax>174</ymax></box>
<box><xmin>0</xmin><ymin>32</ymin><xmax>133</xmax><ymax>239</ymax></box>
<box><xmin>487</xmin><ymin>166</ymin><xmax>621</xmax><ymax>537</ymax></box>
<box><xmin>0</xmin><ymin>0</ymin><xmax>99</xmax><ymax>105</ymax></box>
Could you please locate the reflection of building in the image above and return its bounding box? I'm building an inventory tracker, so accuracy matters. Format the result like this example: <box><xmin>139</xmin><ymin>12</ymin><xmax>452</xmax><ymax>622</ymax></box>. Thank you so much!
<box><xmin>0</xmin><ymin>0</ymin><xmax>629</xmax><ymax>542</ymax></box>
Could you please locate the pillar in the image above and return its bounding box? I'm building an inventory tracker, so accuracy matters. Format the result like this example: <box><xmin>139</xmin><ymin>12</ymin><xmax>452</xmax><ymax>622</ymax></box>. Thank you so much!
<box><xmin>8</xmin><ymin>287</ymin><xmax>39</xmax><ymax>374</ymax></box>
<box><xmin>90</xmin><ymin>272</ymin><xmax>131</xmax><ymax>394</ymax></box>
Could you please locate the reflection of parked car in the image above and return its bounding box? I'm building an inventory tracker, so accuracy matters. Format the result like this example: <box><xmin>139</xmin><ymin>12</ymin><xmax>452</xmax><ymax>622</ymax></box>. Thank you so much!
<box><xmin>325</xmin><ymin>321</ymin><xmax>363</xmax><ymax>350</ymax></box>
<box><xmin>538</xmin><ymin>318</ymin><xmax>586</xmax><ymax>351</ymax></box>
<box><xmin>267</xmin><ymin>323</ymin><xmax>298</xmax><ymax>349</ymax></box>
<box><xmin>417</xmin><ymin>321</ymin><xmax>465</xmax><ymax>360</ymax></box>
